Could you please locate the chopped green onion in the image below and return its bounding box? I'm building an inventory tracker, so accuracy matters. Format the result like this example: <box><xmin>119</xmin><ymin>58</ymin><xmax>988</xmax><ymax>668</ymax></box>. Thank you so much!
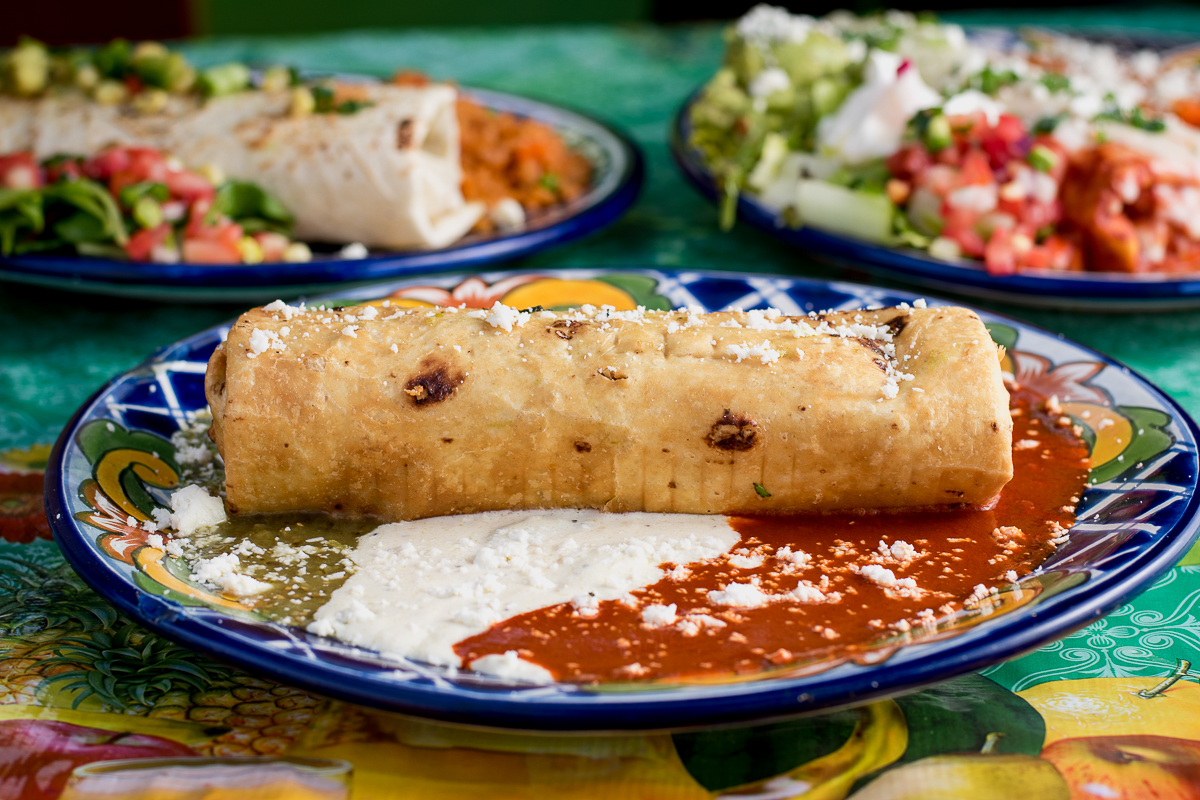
<box><xmin>1039</xmin><ymin>73</ymin><xmax>1071</xmax><ymax>93</ymax></box>
<box><xmin>311</xmin><ymin>84</ymin><xmax>335</xmax><ymax>113</ymax></box>
<box><xmin>1029</xmin><ymin>145</ymin><xmax>1059</xmax><ymax>173</ymax></box>
<box><xmin>118</xmin><ymin>182</ymin><xmax>169</xmax><ymax>208</ymax></box>
<box><xmin>1095</xmin><ymin>106</ymin><xmax>1166</xmax><ymax>133</ymax></box>
<box><xmin>923</xmin><ymin>113</ymin><xmax>952</xmax><ymax>153</ymax></box>
<box><xmin>1033</xmin><ymin>114</ymin><xmax>1065</xmax><ymax>135</ymax></box>
<box><xmin>132</xmin><ymin>196</ymin><xmax>163</xmax><ymax>229</ymax></box>
<box><xmin>197</xmin><ymin>63</ymin><xmax>250</xmax><ymax>98</ymax></box>
<box><xmin>538</xmin><ymin>172</ymin><xmax>560</xmax><ymax>192</ymax></box>
<box><xmin>335</xmin><ymin>99</ymin><xmax>374</xmax><ymax>114</ymax></box>
<box><xmin>753</xmin><ymin>482</ymin><xmax>772</xmax><ymax>499</ymax></box>
<box><xmin>970</xmin><ymin>65</ymin><xmax>1019</xmax><ymax>96</ymax></box>
<box><xmin>93</xmin><ymin>39</ymin><xmax>132</xmax><ymax>79</ymax></box>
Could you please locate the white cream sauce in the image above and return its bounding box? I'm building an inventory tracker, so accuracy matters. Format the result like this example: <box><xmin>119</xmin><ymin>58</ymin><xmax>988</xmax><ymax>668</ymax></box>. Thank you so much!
<box><xmin>307</xmin><ymin>510</ymin><xmax>739</xmax><ymax>677</ymax></box>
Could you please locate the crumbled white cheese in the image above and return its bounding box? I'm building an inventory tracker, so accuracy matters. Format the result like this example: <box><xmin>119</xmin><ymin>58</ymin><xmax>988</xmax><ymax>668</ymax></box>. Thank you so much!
<box><xmin>247</xmin><ymin>327</ymin><xmax>285</xmax><ymax>357</ymax></box>
<box><xmin>728</xmin><ymin>553</ymin><xmax>765</xmax><ymax>569</ymax></box>
<box><xmin>489</xmin><ymin>198</ymin><xmax>527</xmax><ymax>231</ymax></box>
<box><xmin>859</xmin><ymin>564</ymin><xmax>898</xmax><ymax>588</ymax></box>
<box><xmin>726</xmin><ymin>340</ymin><xmax>781</xmax><ymax>365</ymax></box>
<box><xmin>736</xmin><ymin>4</ymin><xmax>815</xmax><ymax>46</ymax></box>
<box><xmin>483</xmin><ymin>302</ymin><xmax>531</xmax><ymax>332</ymax></box>
<box><xmin>190</xmin><ymin>552</ymin><xmax>270</xmax><ymax>597</ymax></box>
<box><xmin>167</xmin><ymin>485</ymin><xmax>226</xmax><ymax>535</ymax></box>
<box><xmin>666</xmin><ymin>565</ymin><xmax>692</xmax><ymax>581</ymax></box>
<box><xmin>675</xmin><ymin>613</ymin><xmax>728</xmax><ymax>637</ymax></box>
<box><xmin>790</xmin><ymin>581</ymin><xmax>827</xmax><ymax>603</ymax></box>
<box><xmin>469</xmin><ymin>650</ymin><xmax>554</xmax><ymax>684</ymax></box>
<box><xmin>708</xmin><ymin>582</ymin><xmax>772</xmax><ymax>608</ymax></box>
<box><xmin>641</xmin><ymin>603</ymin><xmax>678</xmax><ymax>628</ymax></box>
<box><xmin>262</xmin><ymin>300</ymin><xmax>303</xmax><ymax>320</ymax></box>
<box><xmin>750</xmin><ymin>67</ymin><xmax>791</xmax><ymax>99</ymax></box>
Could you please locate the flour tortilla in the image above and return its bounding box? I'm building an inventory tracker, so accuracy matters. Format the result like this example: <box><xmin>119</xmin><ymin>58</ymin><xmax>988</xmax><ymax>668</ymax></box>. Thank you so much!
<box><xmin>0</xmin><ymin>85</ymin><xmax>483</xmax><ymax>249</ymax></box>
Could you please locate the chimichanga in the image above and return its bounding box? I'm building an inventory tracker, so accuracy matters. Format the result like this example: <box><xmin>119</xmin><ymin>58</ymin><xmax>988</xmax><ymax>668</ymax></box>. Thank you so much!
<box><xmin>205</xmin><ymin>301</ymin><xmax>1013</xmax><ymax>519</ymax></box>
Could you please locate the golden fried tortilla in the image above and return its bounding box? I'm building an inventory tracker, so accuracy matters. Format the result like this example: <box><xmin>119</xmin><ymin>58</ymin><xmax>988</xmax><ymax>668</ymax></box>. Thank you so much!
<box><xmin>206</xmin><ymin>302</ymin><xmax>1012</xmax><ymax>519</ymax></box>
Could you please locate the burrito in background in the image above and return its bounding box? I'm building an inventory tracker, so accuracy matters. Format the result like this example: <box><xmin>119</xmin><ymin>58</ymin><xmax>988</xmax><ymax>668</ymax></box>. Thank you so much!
<box><xmin>0</xmin><ymin>84</ymin><xmax>484</xmax><ymax>249</ymax></box>
<box><xmin>205</xmin><ymin>303</ymin><xmax>1013</xmax><ymax>520</ymax></box>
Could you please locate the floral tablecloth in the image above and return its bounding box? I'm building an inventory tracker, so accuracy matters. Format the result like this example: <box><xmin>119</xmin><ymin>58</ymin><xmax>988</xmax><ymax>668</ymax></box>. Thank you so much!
<box><xmin>4</xmin><ymin>11</ymin><xmax>1200</xmax><ymax>799</ymax></box>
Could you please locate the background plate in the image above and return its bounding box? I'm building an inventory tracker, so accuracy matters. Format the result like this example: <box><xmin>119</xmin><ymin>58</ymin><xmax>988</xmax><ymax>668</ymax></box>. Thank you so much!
<box><xmin>0</xmin><ymin>89</ymin><xmax>643</xmax><ymax>304</ymax></box>
<box><xmin>670</xmin><ymin>92</ymin><xmax>1200</xmax><ymax>312</ymax></box>
<box><xmin>47</xmin><ymin>268</ymin><xmax>1200</xmax><ymax>731</ymax></box>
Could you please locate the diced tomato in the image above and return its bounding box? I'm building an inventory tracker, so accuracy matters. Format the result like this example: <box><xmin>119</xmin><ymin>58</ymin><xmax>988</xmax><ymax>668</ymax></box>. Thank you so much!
<box><xmin>1172</xmin><ymin>98</ymin><xmax>1200</xmax><ymax>129</ymax></box>
<box><xmin>182</xmin><ymin>237</ymin><xmax>242</xmax><ymax>264</ymax></box>
<box><xmin>984</xmin><ymin>227</ymin><xmax>1017</xmax><ymax>275</ymax></box>
<box><xmin>127</xmin><ymin>148</ymin><xmax>169</xmax><ymax>183</ymax></box>
<box><xmin>194</xmin><ymin>220</ymin><xmax>243</xmax><ymax>247</ymax></box>
<box><xmin>185</xmin><ymin>197</ymin><xmax>214</xmax><ymax>238</ymax></box>
<box><xmin>1042</xmin><ymin>234</ymin><xmax>1082</xmax><ymax>271</ymax></box>
<box><xmin>83</xmin><ymin>147</ymin><xmax>132</xmax><ymax>180</ymax></box>
<box><xmin>957</xmin><ymin>151</ymin><xmax>994</xmax><ymax>187</ymax></box>
<box><xmin>165</xmin><ymin>169</ymin><xmax>215</xmax><ymax>203</ymax></box>
<box><xmin>1024</xmin><ymin>199</ymin><xmax>1062</xmax><ymax>230</ymax></box>
<box><xmin>941</xmin><ymin>205</ymin><xmax>986</xmax><ymax>258</ymax></box>
<box><xmin>933</xmin><ymin>141</ymin><xmax>963</xmax><ymax>167</ymax></box>
<box><xmin>44</xmin><ymin>158</ymin><xmax>82</xmax><ymax>183</ymax></box>
<box><xmin>923</xmin><ymin>164</ymin><xmax>958</xmax><ymax>196</ymax></box>
<box><xmin>996</xmin><ymin>195</ymin><xmax>1025</xmax><ymax>219</ymax></box>
<box><xmin>0</xmin><ymin>152</ymin><xmax>42</xmax><ymax>189</ymax></box>
<box><xmin>992</xmin><ymin>114</ymin><xmax>1027</xmax><ymax>145</ymax></box>
<box><xmin>124</xmin><ymin>223</ymin><xmax>172</xmax><ymax>262</ymax></box>
<box><xmin>886</xmin><ymin>145</ymin><xmax>932</xmax><ymax>182</ymax></box>
<box><xmin>108</xmin><ymin>170</ymin><xmax>144</xmax><ymax>197</ymax></box>
<box><xmin>254</xmin><ymin>231</ymin><xmax>289</xmax><ymax>261</ymax></box>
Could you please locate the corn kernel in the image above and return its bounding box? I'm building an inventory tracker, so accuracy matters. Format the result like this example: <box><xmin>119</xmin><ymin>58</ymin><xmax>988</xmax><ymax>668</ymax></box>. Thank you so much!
<box><xmin>132</xmin><ymin>87</ymin><xmax>169</xmax><ymax>114</ymax></box>
<box><xmin>289</xmin><ymin>86</ymin><xmax>315</xmax><ymax>118</ymax></box>
<box><xmin>195</xmin><ymin>163</ymin><xmax>226</xmax><ymax>187</ymax></box>
<box><xmin>261</xmin><ymin>65</ymin><xmax>291</xmax><ymax>93</ymax></box>
<box><xmin>238</xmin><ymin>236</ymin><xmax>265</xmax><ymax>265</ymax></box>
<box><xmin>283</xmin><ymin>242</ymin><xmax>312</xmax><ymax>262</ymax></box>
<box><xmin>93</xmin><ymin>79</ymin><xmax>128</xmax><ymax>106</ymax></box>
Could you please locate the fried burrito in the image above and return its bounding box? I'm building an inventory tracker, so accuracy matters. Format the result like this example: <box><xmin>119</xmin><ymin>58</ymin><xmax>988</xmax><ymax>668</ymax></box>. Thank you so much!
<box><xmin>0</xmin><ymin>84</ymin><xmax>483</xmax><ymax>249</ymax></box>
<box><xmin>205</xmin><ymin>302</ymin><xmax>1013</xmax><ymax>520</ymax></box>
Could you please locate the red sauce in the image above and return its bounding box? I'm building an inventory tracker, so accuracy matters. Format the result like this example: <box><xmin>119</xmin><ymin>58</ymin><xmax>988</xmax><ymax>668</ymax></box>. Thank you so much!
<box><xmin>456</xmin><ymin>386</ymin><xmax>1090</xmax><ymax>682</ymax></box>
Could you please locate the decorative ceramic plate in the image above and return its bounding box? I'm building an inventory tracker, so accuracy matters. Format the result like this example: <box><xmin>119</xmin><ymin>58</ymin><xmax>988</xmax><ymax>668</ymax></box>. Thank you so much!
<box><xmin>0</xmin><ymin>89</ymin><xmax>643</xmax><ymax>304</ymax></box>
<box><xmin>46</xmin><ymin>268</ymin><xmax>1200</xmax><ymax>731</ymax></box>
<box><xmin>670</xmin><ymin>96</ymin><xmax>1200</xmax><ymax>312</ymax></box>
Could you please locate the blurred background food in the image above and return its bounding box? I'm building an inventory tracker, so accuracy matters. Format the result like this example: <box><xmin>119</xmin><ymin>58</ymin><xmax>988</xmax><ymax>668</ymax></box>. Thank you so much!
<box><xmin>2</xmin><ymin>0</ymin><xmax>1142</xmax><ymax>45</ymax></box>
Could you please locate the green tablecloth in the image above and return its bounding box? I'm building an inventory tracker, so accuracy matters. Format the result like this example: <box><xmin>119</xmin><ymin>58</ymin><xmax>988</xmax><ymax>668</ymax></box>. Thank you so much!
<box><xmin>3</xmin><ymin>13</ymin><xmax>1200</xmax><ymax>799</ymax></box>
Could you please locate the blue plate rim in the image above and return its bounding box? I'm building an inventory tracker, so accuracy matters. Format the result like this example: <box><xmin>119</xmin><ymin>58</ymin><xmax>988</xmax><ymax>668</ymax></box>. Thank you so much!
<box><xmin>0</xmin><ymin>88</ymin><xmax>644</xmax><ymax>292</ymax></box>
<box><xmin>45</xmin><ymin>268</ymin><xmax>1200</xmax><ymax>731</ymax></box>
<box><xmin>669</xmin><ymin>91</ymin><xmax>1200</xmax><ymax>303</ymax></box>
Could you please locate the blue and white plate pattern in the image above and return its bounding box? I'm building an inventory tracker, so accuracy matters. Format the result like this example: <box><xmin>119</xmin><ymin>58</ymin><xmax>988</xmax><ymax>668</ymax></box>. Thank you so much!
<box><xmin>46</xmin><ymin>269</ymin><xmax>1200</xmax><ymax>730</ymax></box>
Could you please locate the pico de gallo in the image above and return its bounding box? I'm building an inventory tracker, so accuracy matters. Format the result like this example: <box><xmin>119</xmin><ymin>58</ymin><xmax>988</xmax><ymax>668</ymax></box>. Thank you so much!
<box><xmin>0</xmin><ymin>146</ymin><xmax>311</xmax><ymax>264</ymax></box>
<box><xmin>886</xmin><ymin>110</ymin><xmax>1077</xmax><ymax>275</ymax></box>
<box><xmin>691</xmin><ymin>5</ymin><xmax>1200</xmax><ymax>276</ymax></box>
